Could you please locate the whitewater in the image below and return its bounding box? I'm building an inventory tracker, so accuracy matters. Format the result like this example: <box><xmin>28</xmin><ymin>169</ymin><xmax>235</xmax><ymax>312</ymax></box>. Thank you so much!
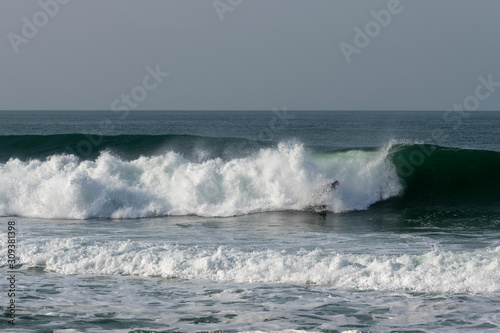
<box><xmin>19</xmin><ymin>236</ymin><xmax>500</xmax><ymax>293</ymax></box>
<box><xmin>0</xmin><ymin>142</ymin><xmax>402</xmax><ymax>219</ymax></box>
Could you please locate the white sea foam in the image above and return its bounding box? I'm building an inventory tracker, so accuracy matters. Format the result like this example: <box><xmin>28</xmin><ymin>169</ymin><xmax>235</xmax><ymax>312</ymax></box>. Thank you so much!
<box><xmin>0</xmin><ymin>142</ymin><xmax>402</xmax><ymax>219</ymax></box>
<box><xmin>19</xmin><ymin>237</ymin><xmax>500</xmax><ymax>293</ymax></box>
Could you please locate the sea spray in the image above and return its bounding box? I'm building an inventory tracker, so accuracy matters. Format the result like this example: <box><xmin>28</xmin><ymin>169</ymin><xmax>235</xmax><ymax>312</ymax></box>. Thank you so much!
<box><xmin>0</xmin><ymin>142</ymin><xmax>402</xmax><ymax>219</ymax></box>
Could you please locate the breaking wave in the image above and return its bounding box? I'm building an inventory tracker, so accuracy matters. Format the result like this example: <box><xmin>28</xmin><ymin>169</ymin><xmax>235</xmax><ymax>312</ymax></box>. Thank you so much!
<box><xmin>0</xmin><ymin>141</ymin><xmax>401</xmax><ymax>218</ymax></box>
<box><xmin>1</xmin><ymin>134</ymin><xmax>499</xmax><ymax>219</ymax></box>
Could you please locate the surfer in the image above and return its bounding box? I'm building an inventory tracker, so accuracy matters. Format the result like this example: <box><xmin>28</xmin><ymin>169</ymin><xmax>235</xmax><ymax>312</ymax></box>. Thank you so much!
<box><xmin>305</xmin><ymin>180</ymin><xmax>340</xmax><ymax>213</ymax></box>
<box><xmin>329</xmin><ymin>180</ymin><xmax>340</xmax><ymax>189</ymax></box>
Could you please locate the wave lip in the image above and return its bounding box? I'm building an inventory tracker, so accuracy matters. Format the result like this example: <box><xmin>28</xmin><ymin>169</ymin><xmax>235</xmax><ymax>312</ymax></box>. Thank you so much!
<box><xmin>0</xmin><ymin>142</ymin><xmax>402</xmax><ymax>219</ymax></box>
<box><xmin>19</xmin><ymin>237</ymin><xmax>500</xmax><ymax>293</ymax></box>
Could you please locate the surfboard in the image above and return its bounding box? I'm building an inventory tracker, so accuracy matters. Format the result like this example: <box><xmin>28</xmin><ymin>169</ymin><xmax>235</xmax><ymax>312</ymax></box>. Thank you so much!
<box><xmin>305</xmin><ymin>204</ymin><xmax>329</xmax><ymax>214</ymax></box>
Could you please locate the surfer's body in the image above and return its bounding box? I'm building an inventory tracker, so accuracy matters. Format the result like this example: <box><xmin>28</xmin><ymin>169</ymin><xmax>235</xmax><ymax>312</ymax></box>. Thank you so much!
<box><xmin>306</xmin><ymin>181</ymin><xmax>340</xmax><ymax>213</ymax></box>
<box><xmin>329</xmin><ymin>180</ymin><xmax>340</xmax><ymax>189</ymax></box>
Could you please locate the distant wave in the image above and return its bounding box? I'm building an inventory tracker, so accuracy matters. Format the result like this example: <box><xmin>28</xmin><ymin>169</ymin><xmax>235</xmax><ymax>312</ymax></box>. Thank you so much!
<box><xmin>0</xmin><ymin>135</ymin><xmax>499</xmax><ymax>219</ymax></box>
<box><xmin>0</xmin><ymin>134</ymin><xmax>268</xmax><ymax>162</ymax></box>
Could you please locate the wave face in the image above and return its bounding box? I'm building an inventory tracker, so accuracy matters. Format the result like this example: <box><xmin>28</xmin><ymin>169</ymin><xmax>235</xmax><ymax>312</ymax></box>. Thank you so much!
<box><xmin>390</xmin><ymin>145</ymin><xmax>500</xmax><ymax>210</ymax></box>
<box><xmin>20</xmin><ymin>237</ymin><xmax>500</xmax><ymax>293</ymax></box>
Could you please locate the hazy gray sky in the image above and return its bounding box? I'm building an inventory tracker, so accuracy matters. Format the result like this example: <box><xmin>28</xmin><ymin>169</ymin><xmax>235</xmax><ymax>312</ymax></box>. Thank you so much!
<box><xmin>1</xmin><ymin>0</ymin><xmax>499</xmax><ymax>110</ymax></box>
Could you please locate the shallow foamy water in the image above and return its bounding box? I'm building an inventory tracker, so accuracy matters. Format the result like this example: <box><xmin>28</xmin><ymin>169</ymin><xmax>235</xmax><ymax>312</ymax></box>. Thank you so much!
<box><xmin>2</xmin><ymin>212</ymin><xmax>500</xmax><ymax>332</ymax></box>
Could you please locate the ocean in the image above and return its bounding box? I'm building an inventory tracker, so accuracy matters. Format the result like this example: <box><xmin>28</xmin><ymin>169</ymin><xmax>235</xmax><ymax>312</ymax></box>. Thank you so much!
<box><xmin>1</xmin><ymin>110</ymin><xmax>499</xmax><ymax>332</ymax></box>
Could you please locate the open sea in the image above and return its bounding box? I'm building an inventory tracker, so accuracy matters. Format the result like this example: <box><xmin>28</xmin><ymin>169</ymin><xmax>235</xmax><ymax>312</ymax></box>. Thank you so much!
<box><xmin>1</xmin><ymin>110</ymin><xmax>500</xmax><ymax>333</ymax></box>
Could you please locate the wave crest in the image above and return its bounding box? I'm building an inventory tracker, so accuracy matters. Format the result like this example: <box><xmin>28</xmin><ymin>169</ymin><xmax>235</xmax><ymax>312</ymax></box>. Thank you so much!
<box><xmin>0</xmin><ymin>142</ymin><xmax>401</xmax><ymax>219</ymax></box>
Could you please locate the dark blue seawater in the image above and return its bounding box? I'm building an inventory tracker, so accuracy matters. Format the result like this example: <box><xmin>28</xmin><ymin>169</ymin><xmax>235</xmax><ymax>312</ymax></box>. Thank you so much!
<box><xmin>1</xmin><ymin>111</ymin><xmax>499</xmax><ymax>332</ymax></box>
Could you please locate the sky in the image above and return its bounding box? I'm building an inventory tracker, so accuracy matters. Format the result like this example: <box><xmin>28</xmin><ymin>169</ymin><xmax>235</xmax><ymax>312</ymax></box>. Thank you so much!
<box><xmin>1</xmin><ymin>0</ymin><xmax>500</xmax><ymax>111</ymax></box>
